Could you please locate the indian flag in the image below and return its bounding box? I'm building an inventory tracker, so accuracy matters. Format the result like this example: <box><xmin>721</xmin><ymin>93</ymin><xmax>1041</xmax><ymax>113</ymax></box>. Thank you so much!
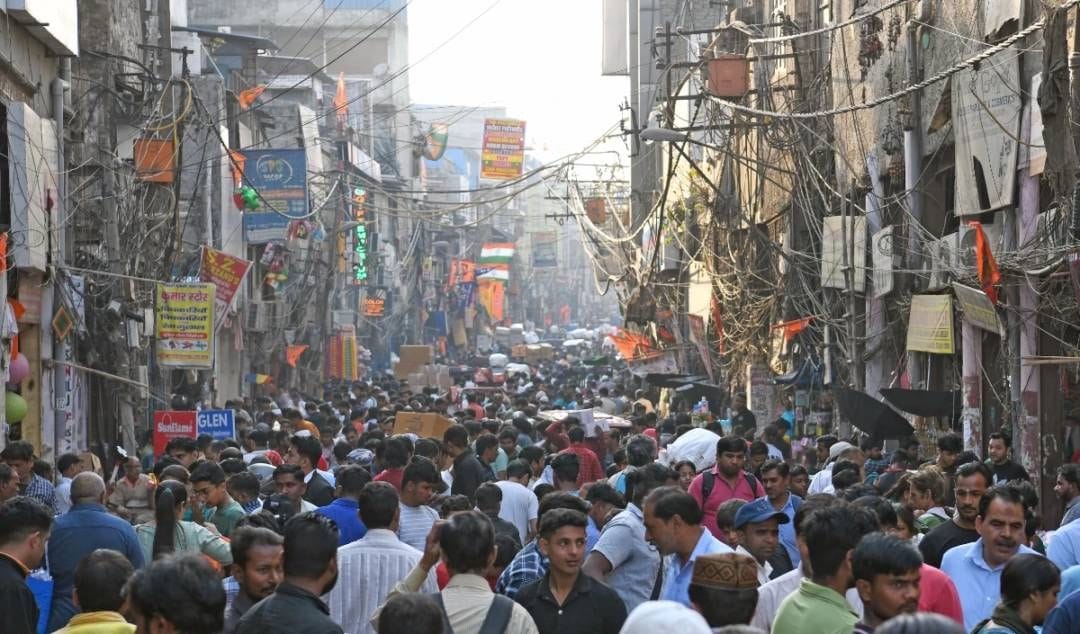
<box><xmin>478</xmin><ymin>263</ymin><xmax>510</xmax><ymax>282</ymax></box>
<box><xmin>480</xmin><ymin>243</ymin><xmax>515</xmax><ymax>265</ymax></box>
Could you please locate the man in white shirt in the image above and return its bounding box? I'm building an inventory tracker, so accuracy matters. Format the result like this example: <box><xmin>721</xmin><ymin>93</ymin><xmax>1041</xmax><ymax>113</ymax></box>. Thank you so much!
<box><xmin>54</xmin><ymin>453</ymin><xmax>83</xmax><ymax>515</ymax></box>
<box><xmin>496</xmin><ymin>460</ymin><xmax>540</xmax><ymax>544</ymax></box>
<box><xmin>807</xmin><ymin>443</ymin><xmax>863</xmax><ymax>496</ymax></box>
<box><xmin>327</xmin><ymin>482</ymin><xmax>437</xmax><ymax>634</ymax></box>
<box><xmin>397</xmin><ymin>457</ymin><xmax>442</xmax><ymax>551</ymax></box>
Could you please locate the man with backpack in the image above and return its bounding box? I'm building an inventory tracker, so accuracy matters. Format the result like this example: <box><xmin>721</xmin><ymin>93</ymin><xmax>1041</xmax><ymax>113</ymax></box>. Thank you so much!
<box><xmin>378</xmin><ymin>511</ymin><xmax>539</xmax><ymax>634</ymax></box>
<box><xmin>688</xmin><ymin>436</ymin><xmax>764</xmax><ymax>539</ymax></box>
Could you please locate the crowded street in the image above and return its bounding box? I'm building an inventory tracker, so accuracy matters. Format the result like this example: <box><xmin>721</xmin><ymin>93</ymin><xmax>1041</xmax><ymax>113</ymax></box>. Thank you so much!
<box><xmin>3</xmin><ymin>1</ymin><xmax>1080</xmax><ymax>634</ymax></box>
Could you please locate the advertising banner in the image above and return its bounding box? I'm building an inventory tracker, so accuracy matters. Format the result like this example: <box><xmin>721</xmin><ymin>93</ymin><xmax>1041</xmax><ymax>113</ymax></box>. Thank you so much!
<box><xmin>532</xmin><ymin>232</ymin><xmax>557</xmax><ymax>268</ymax></box>
<box><xmin>240</xmin><ymin>149</ymin><xmax>308</xmax><ymax>243</ymax></box>
<box><xmin>197</xmin><ymin>409</ymin><xmax>236</xmax><ymax>440</ymax></box>
<box><xmin>155</xmin><ymin>283</ymin><xmax>215</xmax><ymax>368</ymax></box>
<box><xmin>199</xmin><ymin>246</ymin><xmax>252</xmax><ymax>331</ymax></box>
<box><xmin>480</xmin><ymin>119</ymin><xmax>526</xmax><ymax>180</ymax></box>
<box><xmin>152</xmin><ymin>410</ymin><xmax>197</xmax><ymax>456</ymax></box>
<box><xmin>907</xmin><ymin>294</ymin><xmax>955</xmax><ymax>354</ymax></box>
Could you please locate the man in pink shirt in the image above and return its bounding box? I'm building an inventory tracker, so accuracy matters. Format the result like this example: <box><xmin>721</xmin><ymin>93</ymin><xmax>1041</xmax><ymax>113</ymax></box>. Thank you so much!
<box><xmin>689</xmin><ymin>436</ymin><xmax>763</xmax><ymax>539</ymax></box>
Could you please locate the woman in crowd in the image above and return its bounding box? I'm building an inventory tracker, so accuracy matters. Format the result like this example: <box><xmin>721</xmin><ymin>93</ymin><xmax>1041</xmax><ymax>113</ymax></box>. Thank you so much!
<box><xmin>134</xmin><ymin>480</ymin><xmax>233</xmax><ymax>568</ymax></box>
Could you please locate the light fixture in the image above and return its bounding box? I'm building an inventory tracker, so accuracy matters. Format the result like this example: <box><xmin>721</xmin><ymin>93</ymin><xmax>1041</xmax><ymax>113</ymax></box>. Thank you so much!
<box><xmin>639</xmin><ymin>127</ymin><xmax>686</xmax><ymax>143</ymax></box>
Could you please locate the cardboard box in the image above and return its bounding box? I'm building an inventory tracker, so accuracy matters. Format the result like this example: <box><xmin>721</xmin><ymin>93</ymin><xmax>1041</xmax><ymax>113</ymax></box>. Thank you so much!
<box><xmin>394</xmin><ymin>345</ymin><xmax>434</xmax><ymax>379</ymax></box>
<box><xmin>394</xmin><ymin>412</ymin><xmax>454</xmax><ymax>438</ymax></box>
<box><xmin>511</xmin><ymin>344</ymin><xmax>529</xmax><ymax>359</ymax></box>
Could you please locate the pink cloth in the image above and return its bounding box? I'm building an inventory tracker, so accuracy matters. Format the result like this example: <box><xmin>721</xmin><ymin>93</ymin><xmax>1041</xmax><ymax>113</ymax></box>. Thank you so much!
<box><xmin>689</xmin><ymin>466</ymin><xmax>763</xmax><ymax>539</ymax></box>
<box><xmin>918</xmin><ymin>563</ymin><xmax>963</xmax><ymax>624</ymax></box>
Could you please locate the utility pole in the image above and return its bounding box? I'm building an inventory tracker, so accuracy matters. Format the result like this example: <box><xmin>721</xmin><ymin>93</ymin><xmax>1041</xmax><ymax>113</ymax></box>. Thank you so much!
<box><xmin>904</xmin><ymin>15</ymin><xmax>926</xmax><ymax>391</ymax></box>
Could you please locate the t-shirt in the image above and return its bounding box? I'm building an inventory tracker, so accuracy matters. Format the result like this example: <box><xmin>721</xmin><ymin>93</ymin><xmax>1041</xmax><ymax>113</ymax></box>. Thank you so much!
<box><xmin>731</xmin><ymin>410</ymin><xmax>756</xmax><ymax>435</ymax></box>
<box><xmin>496</xmin><ymin>480</ymin><xmax>539</xmax><ymax>544</ymax></box>
<box><xmin>988</xmin><ymin>459</ymin><xmax>1030</xmax><ymax>485</ymax></box>
<box><xmin>918</xmin><ymin>519</ymin><xmax>979</xmax><ymax>568</ymax></box>
<box><xmin>397</xmin><ymin>502</ymin><xmax>439</xmax><ymax>551</ymax></box>
<box><xmin>208</xmin><ymin>498</ymin><xmax>246</xmax><ymax>538</ymax></box>
<box><xmin>592</xmin><ymin>504</ymin><xmax>660</xmax><ymax>613</ymax></box>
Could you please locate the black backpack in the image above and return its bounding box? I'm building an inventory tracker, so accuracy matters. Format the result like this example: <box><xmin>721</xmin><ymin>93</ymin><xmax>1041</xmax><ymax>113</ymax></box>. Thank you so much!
<box><xmin>433</xmin><ymin>593</ymin><xmax>514</xmax><ymax>634</ymax></box>
<box><xmin>701</xmin><ymin>469</ymin><xmax>762</xmax><ymax>501</ymax></box>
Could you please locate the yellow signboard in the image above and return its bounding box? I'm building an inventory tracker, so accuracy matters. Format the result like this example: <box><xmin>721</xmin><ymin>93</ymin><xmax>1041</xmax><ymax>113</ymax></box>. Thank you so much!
<box><xmin>907</xmin><ymin>294</ymin><xmax>954</xmax><ymax>354</ymax></box>
<box><xmin>155</xmin><ymin>283</ymin><xmax>216</xmax><ymax>368</ymax></box>
<box><xmin>952</xmin><ymin>283</ymin><xmax>1002</xmax><ymax>333</ymax></box>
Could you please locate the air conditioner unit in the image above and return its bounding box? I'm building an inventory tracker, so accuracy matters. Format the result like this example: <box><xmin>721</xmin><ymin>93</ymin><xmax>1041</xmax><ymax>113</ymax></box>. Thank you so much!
<box><xmin>246</xmin><ymin>301</ymin><xmax>269</xmax><ymax>332</ymax></box>
<box><xmin>927</xmin><ymin>233</ymin><xmax>957</xmax><ymax>290</ymax></box>
<box><xmin>332</xmin><ymin>310</ymin><xmax>356</xmax><ymax>330</ymax></box>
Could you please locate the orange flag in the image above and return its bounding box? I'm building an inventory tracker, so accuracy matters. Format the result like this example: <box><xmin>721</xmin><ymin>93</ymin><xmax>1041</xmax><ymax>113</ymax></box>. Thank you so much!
<box><xmin>333</xmin><ymin>72</ymin><xmax>348</xmax><ymax>125</ymax></box>
<box><xmin>969</xmin><ymin>221</ymin><xmax>1002</xmax><ymax>304</ymax></box>
<box><xmin>285</xmin><ymin>344</ymin><xmax>309</xmax><ymax>367</ymax></box>
<box><xmin>236</xmin><ymin>85</ymin><xmax>266</xmax><ymax>110</ymax></box>
<box><xmin>772</xmin><ymin>317</ymin><xmax>812</xmax><ymax>342</ymax></box>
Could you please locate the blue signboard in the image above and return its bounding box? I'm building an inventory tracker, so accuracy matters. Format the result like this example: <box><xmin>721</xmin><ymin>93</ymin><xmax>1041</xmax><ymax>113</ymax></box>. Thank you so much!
<box><xmin>197</xmin><ymin>409</ymin><xmax>236</xmax><ymax>440</ymax></box>
<box><xmin>241</xmin><ymin>149</ymin><xmax>308</xmax><ymax>243</ymax></box>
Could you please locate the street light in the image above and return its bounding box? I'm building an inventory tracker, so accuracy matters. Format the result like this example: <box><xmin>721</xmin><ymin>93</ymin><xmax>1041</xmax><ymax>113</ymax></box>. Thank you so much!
<box><xmin>638</xmin><ymin>127</ymin><xmax>687</xmax><ymax>143</ymax></box>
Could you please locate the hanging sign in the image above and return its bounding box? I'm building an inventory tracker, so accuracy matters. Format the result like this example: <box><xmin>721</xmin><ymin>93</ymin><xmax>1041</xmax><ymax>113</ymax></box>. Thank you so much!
<box><xmin>199</xmin><ymin>246</ymin><xmax>253</xmax><ymax>331</ymax></box>
<box><xmin>240</xmin><ymin>149</ymin><xmax>309</xmax><ymax>243</ymax></box>
<box><xmin>907</xmin><ymin>295</ymin><xmax>955</xmax><ymax>354</ymax></box>
<box><xmin>152</xmin><ymin>410</ymin><xmax>197</xmax><ymax>457</ymax></box>
<box><xmin>480</xmin><ymin>118</ymin><xmax>526</xmax><ymax>180</ymax></box>
<box><xmin>155</xmin><ymin>283</ymin><xmax>215</xmax><ymax>368</ymax></box>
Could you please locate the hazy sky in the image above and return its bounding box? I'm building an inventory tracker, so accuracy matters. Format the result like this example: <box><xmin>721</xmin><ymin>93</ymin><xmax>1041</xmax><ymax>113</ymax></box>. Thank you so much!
<box><xmin>407</xmin><ymin>0</ymin><xmax>629</xmax><ymax>164</ymax></box>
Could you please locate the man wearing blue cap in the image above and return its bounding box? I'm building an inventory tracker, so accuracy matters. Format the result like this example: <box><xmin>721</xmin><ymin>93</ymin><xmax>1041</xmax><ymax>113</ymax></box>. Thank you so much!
<box><xmin>734</xmin><ymin>497</ymin><xmax>790</xmax><ymax>585</ymax></box>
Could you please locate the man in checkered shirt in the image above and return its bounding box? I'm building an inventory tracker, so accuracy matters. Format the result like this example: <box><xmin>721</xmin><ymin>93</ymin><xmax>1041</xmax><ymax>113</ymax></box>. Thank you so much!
<box><xmin>2</xmin><ymin>440</ymin><xmax>56</xmax><ymax>513</ymax></box>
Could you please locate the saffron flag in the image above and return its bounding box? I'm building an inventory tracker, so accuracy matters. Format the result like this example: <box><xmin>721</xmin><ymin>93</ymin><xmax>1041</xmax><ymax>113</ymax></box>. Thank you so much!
<box><xmin>969</xmin><ymin>221</ymin><xmax>1002</xmax><ymax>304</ymax></box>
<box><xmin>609</xmin><ymin>329</ymin><xmax>656</xmax><ymax>361</ymax></box>
<box><xmin>333</xmin><ymin>72</ymin><xmax>348</xmax><ymax>124</ymax></box>
<box><xmin>772</xmin><ymin>317</ymin><xmax>812</xmax><ymax>342</ymax></box>
<box><xmin>236</xmin><ymin>85</ymin><xmax>266</xmax><ymax>110</ymax></box>
<box><xmin>285</xmin><ymin>344</ymin><xmax>308</xmax><ymax>367</ymax></box>
<box><xmin>477</xmin><ymin>280</ymin><xmax>505</xmax><ymax>321</ymax></box>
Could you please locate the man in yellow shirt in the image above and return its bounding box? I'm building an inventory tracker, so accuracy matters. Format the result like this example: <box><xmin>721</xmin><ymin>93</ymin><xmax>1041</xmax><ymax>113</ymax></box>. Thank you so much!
<box><xmin>54</xmin><ymin>549</ymin><xmax>135</xmax><ymax>633</ymax></box>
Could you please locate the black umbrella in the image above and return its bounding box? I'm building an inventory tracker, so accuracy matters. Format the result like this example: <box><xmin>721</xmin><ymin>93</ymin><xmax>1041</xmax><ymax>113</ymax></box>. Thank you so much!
<box><xmin>880</xmin><ymin>388</ymin><xmax>961</xmax><ymax>419</ymax></box>
<box><xmin>835</xmin><ymin>388</ymin><xmax>914</xmax><ymax>438</ymax></box>
<box><xmin>644</xmin><ymin>373</ymin><xmax>709</xmax><ymax>388</ymax></box>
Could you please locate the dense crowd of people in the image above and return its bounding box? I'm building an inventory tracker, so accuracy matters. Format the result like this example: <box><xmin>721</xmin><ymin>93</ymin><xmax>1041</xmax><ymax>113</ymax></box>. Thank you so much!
<box><xmin>1</xmin><ymin>367</ymin><xmax>1080</xmax><ymax>634</ymax></box>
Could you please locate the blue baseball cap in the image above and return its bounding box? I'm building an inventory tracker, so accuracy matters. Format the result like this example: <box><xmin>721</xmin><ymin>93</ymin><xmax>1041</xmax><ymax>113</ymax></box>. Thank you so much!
<box><xmin>734</xmin><ymin>497</ymin><xmax>791</xmax><ymax>529</ymax></box>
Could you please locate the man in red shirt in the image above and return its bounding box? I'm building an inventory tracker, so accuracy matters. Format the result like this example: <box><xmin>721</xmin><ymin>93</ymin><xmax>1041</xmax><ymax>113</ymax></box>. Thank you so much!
<box><xmin>690</xmin><ymin>436</ymin><xmax>763</xmax><ymax>539</ymax></box>
<box><xmin>561</xmin><ymin>425</ymin><xmax>606</xmax><ymax>487</ymax></box>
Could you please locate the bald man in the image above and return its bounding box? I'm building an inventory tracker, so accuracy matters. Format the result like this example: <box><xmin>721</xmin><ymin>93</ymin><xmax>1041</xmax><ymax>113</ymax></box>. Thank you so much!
<box><xmin>46</xmin><ymin>472</ymin><xmax>145</xmax><ymax>631</ymax></box>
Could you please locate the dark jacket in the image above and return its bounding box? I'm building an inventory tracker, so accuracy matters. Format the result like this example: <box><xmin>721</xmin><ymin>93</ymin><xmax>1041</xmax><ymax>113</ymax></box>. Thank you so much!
<box><xmin>515</xmin><ymin>571</ymin><xmax>626</xmax><ymax>634</ymax></box>
<box><xmin>303</xmin><ymin>472</ymin><xmax>336</xmax><ymax>508</ymax></box>
<box><xmin>234</xmin><ymin>582</ymin><xmax>343</xmax><ymax>634</ymax></box>
<box><xmin>451</xmin><ymin>449</ymin><xmax>493</xmax><ymax>502</ymax></box>
<box><xmin>0</xmin><ymin>553</ymin><xmax>38</xmax><ymax>634</ymax></box>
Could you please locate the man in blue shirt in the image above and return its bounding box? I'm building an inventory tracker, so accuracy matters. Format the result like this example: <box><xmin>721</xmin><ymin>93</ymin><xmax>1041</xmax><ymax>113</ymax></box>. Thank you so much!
<box><xmin>940</xmin><ymin>485</ymin><xmax>1038</xmax><ymax>631</ymax></box>
<box><xmin>757</xmin><ymin>460</ymin><xmax>801</xmax><ymax>570</ymax></box>
<box><xmin>1045</xmin><ymin>577</ymin><xmax>1080</xmax><ymax>633</ymax></box>
<box><xmin>46</xmin><ymin>472</ymin><xmax>145</xmax><ymax>631</ymax></box>
<box><xmin>315</xmin><ymin>465</ymin><xmax>369</xmax><ymax>546</ymax></box>
<box><xmin>643</xmin><ymin>485</ymin><xmax>732</xmax><ymax>606</ymax></box>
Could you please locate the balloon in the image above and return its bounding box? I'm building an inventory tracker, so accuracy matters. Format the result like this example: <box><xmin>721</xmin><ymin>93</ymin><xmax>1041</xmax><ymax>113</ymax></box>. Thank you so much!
<box><xmin>8</xmin><ymin>353</ymin><xmax>29</xmax><ymax>384</ymax></box>
<box><xmin>5</xmin><ymin>392</ymin><xmax>27</xmax><ymax>423</ymax></box>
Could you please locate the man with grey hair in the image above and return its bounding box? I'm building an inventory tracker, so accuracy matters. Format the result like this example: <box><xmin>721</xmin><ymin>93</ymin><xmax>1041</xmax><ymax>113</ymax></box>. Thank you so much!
<box><xmin>46</xmin><ymin>472</ymin><xmax>145</xmax><ymax>631</ymax></box>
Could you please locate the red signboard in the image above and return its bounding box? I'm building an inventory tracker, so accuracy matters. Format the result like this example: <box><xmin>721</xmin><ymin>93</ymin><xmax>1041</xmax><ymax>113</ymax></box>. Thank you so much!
<box><xmin>152</xmin><ymin>410</ymin><xmax>197</xmax><ymax>457</ymax></box>
<box><xmin>199</xmin><ymin>246</ymin><xmax>253</xmax><ymax>331</ymax></box>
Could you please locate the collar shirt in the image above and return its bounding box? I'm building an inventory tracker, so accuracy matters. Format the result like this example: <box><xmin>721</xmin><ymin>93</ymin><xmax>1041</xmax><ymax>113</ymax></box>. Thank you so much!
<box><xmin>751</xmin><ymin>567</ymin><xmax>863</xmax><ymax>633</ymax></box>
<box><xmin>315</xmin><ymin>498</ymin><xmax>367</xmax><ymax>546</ymax></box>
<box><xmin>55</xmin><ymin>477</ymin><xmax>73</xmax><ymax>515</ymax></box>
<box><xmin>441</xmin><ymin>574</ymin><xmax>539</xmax><ymax>634</ymax></box>
<box><xmin>515</xmin><ymin>572</ymin><xmax>627</xmax><ymax>634</ymax></box>
<box><xmin>326</xmin><ymin>529</ymin><xmax>437</xmax><ymax>634</ymax></box>
<box><xmin>223</xmin><ymin>576</ymin><xmax>240</xmax><ymax>615</ymax></box>
<box><xmin>1048</xmin><ymin>518</ymin><xmax>1080</xmax><ymax>572</ymax></box>
<box><xmin>940</xmin><ymin>537</ymin><xmax>1039</xmax><ymax>631</ymax></box>
<box><xmin>224</xmin><ymin>589</ymin><xmax>255</xmax><ymax>634</ymax></box>
<box><xmin>772</xmin><ymin>493</ymin><xmax>802</xmax><ymax>568</ymax></box>
<box><xmin>661</xmin><ymin>528</ymin><xmax>733</xmax><ymax>606</ymax></box>
<box><xmin>591</xmin><ymin>504</ymin><xmax>661</xmax><ymax>613</ymax></box>
<box><xmin>736</xmin><ymin>544</ymin><xmax>774</xmax><ymax>586</ymax></box>
<box><xmin>22</xmin><ymin>473</ymin><xmax>57</xmax><ymax>512</ymax></box>
<box><xmin>52</xmin><ymin>610</ymin><xmax>135</xmax><ymax>634</ymax></box>
<box><xmin>807</xmin><ymin>463</ymin><xmax>835</xmax><ymax>496</ymax></box>
<box><xmin>772</xmin><ymin>578</ymin><xmax>859</xmax><ymax>634</ymax></box>
<box><xmin>496</xmin><ymin>539</ymin><xmax>548</xmax><ymax>599</ymax></box>
<box><xmin>234</xmin><ymin>582</ymin><xmax>343</xmax><ymax>634</ymax></box>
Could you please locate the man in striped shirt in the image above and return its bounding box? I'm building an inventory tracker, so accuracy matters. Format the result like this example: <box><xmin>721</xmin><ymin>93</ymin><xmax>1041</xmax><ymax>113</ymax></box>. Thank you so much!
<box><xmin>396</xmin><ymin>458</ymin><xmax>442</xmax><ymax>551</ymax></box>
<box><xmin>327</xmin><ymin>482</ymin><xmax>436</xmax><ymax>634</ymax></box>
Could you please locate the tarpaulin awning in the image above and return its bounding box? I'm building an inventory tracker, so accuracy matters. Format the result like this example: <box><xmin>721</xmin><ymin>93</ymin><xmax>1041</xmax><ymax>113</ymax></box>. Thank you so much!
<box><xmin>835</xmin><ymin>388</ymin><xmax>914</xmax><ymax>438</ymax></box>
<box><xmin>774</xmin><ymin>360</ymin><xmax>822</xmax><ymax>388</ymax></box>
<box><xmin>880</xmin><ymin>388</ymin><xmax>961</xmax><ymax>419</ymax></box>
